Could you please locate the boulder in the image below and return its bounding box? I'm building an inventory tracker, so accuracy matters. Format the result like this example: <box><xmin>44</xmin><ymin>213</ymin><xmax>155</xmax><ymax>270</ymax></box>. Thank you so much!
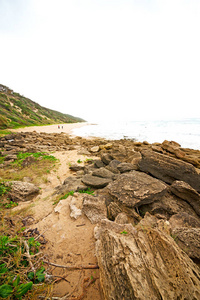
<box><xmin>107</xmin><ymin>171</ymin><xmax>167</xmax><ymax>208</ymax></box>
<box><xmin>138</xmin><ymin>192</ymin><xmax>198</xmax><ymax>220</ymax></box>
<box><xmin>55</xmin><ymin>176</ymin><xmax>87</xmax><ymax>195</ymax></box>
<box><xmin>82</xmin><ymin>194</ymin><xmax>107</xmax><ymax>224</ymax></box>
<box><xmin>95</xmin><ymin>215</ymin><xmax>200</xmax><ymax>300</ymax></box>
<box><xmin>139</xmin><ymin>150</ymin><xmax>200</xmax><ymax>192</ymax></box>
<box><xmin>8</xmin><ymin>181</ymin><xmax>40</xmax><ymax>201</ymax></box>
<box><xmin>117</xmin><ymin>162</ymin><xmax>137</xmax><ymax>173</ymax></box>
<box><xmin>169</xmin><ymin>212</ymin><xmax>200</xmax><ymax>229</ymax></box>
<box><xmin>171</xmin><ymin>227</ymin><xmax>200</xmax><ymax>261</ymax></box>
<box><xmin>92</xmin><ymin>167</ymin><xmax>115</xmax><ymax>179</ymax></box>
<box><xmin>81</xmin><ymin>174</ymin><xmax>112</xmax><ymax>188</ymax></box>
<box><xmin>101</xmin><ymin>153</ymin><xmax>113</xmax><ymax>165</ymax></box>
<box><xmin>170</xmin><ymin>180</ymin><xmax>200</xmax><ymax>216</ymax></box>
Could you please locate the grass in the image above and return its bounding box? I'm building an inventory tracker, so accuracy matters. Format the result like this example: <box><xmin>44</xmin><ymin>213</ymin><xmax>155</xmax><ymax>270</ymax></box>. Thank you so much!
<box><xmin>53</xmin><ymin>188</ymin><xmax>95</xmax><ymax>205</ymax></box>
<box><xmin>0</xmin><ymin>185</ymin><xmax>52</xmax><ymax>299</ymax></box>
<box><xmin>0</xmin><ymin>152</ymin><xmax>58</xmax><ymax>185</ymax></box>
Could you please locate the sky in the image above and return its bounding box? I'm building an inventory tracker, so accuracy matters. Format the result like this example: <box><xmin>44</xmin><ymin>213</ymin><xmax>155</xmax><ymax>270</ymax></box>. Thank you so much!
<box><xmin>0</xmin><ymin>0</ymin><xmax>200</xmax><ymax>123</ymax></box>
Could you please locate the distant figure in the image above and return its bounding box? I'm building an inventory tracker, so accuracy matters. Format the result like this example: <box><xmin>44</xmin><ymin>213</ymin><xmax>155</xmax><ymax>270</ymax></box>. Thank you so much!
<box><xmin>58</xmin><ymin>125</ymin><xmax>60</xmax><ymax>129</ymax></box>
<box><xmin>62</xmin><ymin>126</ymin><xmax>63</xmax><ymax>129</ymax></box>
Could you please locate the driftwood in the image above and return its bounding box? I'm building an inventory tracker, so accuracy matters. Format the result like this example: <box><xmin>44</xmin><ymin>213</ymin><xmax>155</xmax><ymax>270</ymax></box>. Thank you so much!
<box><xmin>43</xmin><ymin>260</ymin><xmax>99</xmax><ymax>270</ymax></box>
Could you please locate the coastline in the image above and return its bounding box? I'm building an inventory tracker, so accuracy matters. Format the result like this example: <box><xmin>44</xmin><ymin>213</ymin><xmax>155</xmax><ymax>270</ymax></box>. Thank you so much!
<box><xmin>11</xmin><ymin>122</ymin><xmax>89</xmax><ymax>136</ymax></box>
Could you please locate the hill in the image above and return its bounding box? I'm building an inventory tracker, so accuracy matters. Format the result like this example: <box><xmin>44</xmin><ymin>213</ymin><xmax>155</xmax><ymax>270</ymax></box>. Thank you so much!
<box><xmin>0</xmin><ymin>84</ymin><xmax>85</xmax><ymax>129</ymax></box>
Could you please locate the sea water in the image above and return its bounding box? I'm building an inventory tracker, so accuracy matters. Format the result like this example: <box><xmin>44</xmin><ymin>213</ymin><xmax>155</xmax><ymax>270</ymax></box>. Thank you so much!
<box><xmin>72</xmin><ymin>118</ymin><xmax>200</xmax><ymax>150</ymax></box>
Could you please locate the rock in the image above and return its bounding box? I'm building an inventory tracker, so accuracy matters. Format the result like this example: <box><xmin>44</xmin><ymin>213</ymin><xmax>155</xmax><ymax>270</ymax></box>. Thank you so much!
<box><xmin>172</xmin><ymin>227</ymin><xmax>200</xmax><ymax>261</ymax></box>
<box><xmin>169</xmin><ymin>212</ymin><xmax>200</xmax><ymax>229</ymax></box>
<box><xmin>82</xmin><ymin>194</ymin><xmax>107</xmax><ymax>224</ymax></box>
<box><xmin>8</xmin><ymin>181</ymin><xmax>40</xmax><ymax>201</ymax></box>
<box><xmin>92</xmin><ymin>167</ymin><xmax>115</xmax><ymax>179</ymax></box>
<box><xmin>108</xmin><ymin>171</ymin><xmax>167</xmax><ymax>208</ymax></box>
<box><xmin>81</xmin><ymin>174</ymin><xmax>112</xmax><ymax>188</ymax></box>
<box><xmin>4</xmin><ymin>154</ymin><xmax>17</xmax><ymax>161</ymax></box>
<box><xmin>138</xmin><ymin>191</ymin><xmax>198</xmax><ymax>220</ymax></box>
<box><xmin>170</xmin><ymin>180</ymin><xmax>200</xmax><ymax>216</ymax></box>
<box><xmin>117</xmin><ymin>162</ymin><xmax>137</xmax><ymax>173</ymax></box>
<box><xmin>69</xmin><ymin>195</ymin><xmax>82</xmax><ymax>219</ymax></box>
<box><xmin>139</xmin><ymin>150</ymin><xmax>200</xmax><ymax>192</ymax></box>
<box><xmin>161</xmin><ymin>140</ymin><xmax>181</xmax><ymax>153</ymax></box>
<box><xmin>55</xmin><ymin>176</ymin><xmax>87</xmax><ymax>195</ymax></box>
<box><xmin>94</xmin><ymin>159</ymin><xmax>105</xmax><ymax>168</ymax></box>
<box><xmin>95</xmin><ymin>215</ymin><xmax>200</xmax><ymax>300</ymax></box>
<box><xmin>101</xmin><ymin>153</ymin><xmax>113</xmax><ymax>165</ymax></box>
<box><xmin>69</xmin><ymin>164</ymin><xmax>84</xmax><ymax>171</ymax></box>
<box><xmin>115</xmin><ymin>212</ymin><xmax>128</xmax><ymax>224</ymax></box>
<box><xmin>90</xmin><ymin>146</ymin><xmax>100</xmax><ymax>153</ymax></box>
<box><xmin>107</xmin><ymin>202</ymin><xmax>122</xmax><ymax>221</ymax></box>
<box><xmin>108</xmin><ymin>159</ymin><xmax>121</xmax><ymax>170</ymax></box>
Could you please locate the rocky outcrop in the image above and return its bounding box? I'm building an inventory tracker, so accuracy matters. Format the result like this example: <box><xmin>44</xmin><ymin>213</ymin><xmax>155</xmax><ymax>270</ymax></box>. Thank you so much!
<box><xmin>170</xmin><ymin>180</ymin><xmax>200</xmax><ymax>216</ymax></box>
<box><xmin>107</xmin><ymin>171</ymin><xmax>167</xmax><ymax>208</ymax></box>
<box><xmin>139</xmin><ymin>150</ymin><xmax>200</xmax><ymax>192</ymax></box>
<box><xmin>95</xmin><ymin>215</ymin><xmax>200</xmax><ymax>300</ymax></box>
<box><xmin>7</xmin><ymin>181</ymin><xmax>40</xmax><ymax>201</ymax></box>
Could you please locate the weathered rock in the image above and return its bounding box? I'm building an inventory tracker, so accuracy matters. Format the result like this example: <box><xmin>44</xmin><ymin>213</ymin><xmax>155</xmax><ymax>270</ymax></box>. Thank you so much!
<box><xmin>81</xmin><ymin>174</ymin><xmax>112</xmax><ymax>188</ymax></box>
<box><xmin>169</xmin><ymin>212</ymin><xmax>200</xmax><ymax>229</ymax></box>
<box><xmin>90</xmin><ymin>146</ymin><xmax>100</xmax><ymax>153</ymax></box>
<box><xmin>161</xmin><ymin>140</ymin><xmax>181</xmax><ymax>153</ymax></box>
<box><xmin>8</xmin><ymin>181</ymin><xmax>40</xmax><ymax>201</ymax></box>
<box><xmin>172</xmin><ymin>227</ymin><xmax>200</xmax><ymax>261</ymax></box>
<box><xmin>94</xmin><ymin>159</ymin><xmax>105</xmax><ymax>168</ymax></box>
<box><xmin>139</xmin><ymin>192</ymin><xmax>199</xmax><ymax>220</ymax></box>
<box><xmin>95</xmin><ymin>215</ymin><xmax>200</xmax><ymax>300</ymax></box>
<box><xmin>108</xmin><ymin>171</ymin><xmax>167</xmax><ymax>208</ymax></box>
<box><xmin>101</xmin><ymin>153</ymin><xmax>113</xmax><ymax>165</ymax></box>
<box><xmin>82</xmin><ymin>194</ymin><xmax>107</xmax><ymax>224</ymax></box>
<box><xmin>108</xmin><ymin>159</ymin><xmax>121</xmax><ymax>170</ymax></box>
<box><xmin>115</xmin><ymin>212</ymin><xmax>128</xmax><ymax>224</ymax></box>
<box><xmin>170</xmin><ymin>180</ymin><xmax>200</xmax><ymax>216</ymax></box>
<box><xmin>4</xmin><ymin>154</ymin><xmax>17</xmax><ymax>161</ymax></box>
<box><xmin>55</xmin><ymin>176</ymin><xmax>87</xmax><ymax>195</ymax></box>
<box><xmin>139</xmin><ymin>150</ymin><xmax>200</xmax><ymax>192</ymax></box>
<box><xmin>92</xmin><ymin>167</ymin><xmax>115</xmax><ymax>179</ymax></box>
<box><xmin>69</xmin><ymin>164</ymin><xmax>84</xmax><ymax>171</ymax></box>
<box><xmin>117</xmin><ymin>162</ymin><xmax>137</xmax><ymax>173</ymax></box>
<box><xmin>69</xmin><ymin>195</ymin><xmax>82</xmax><ymax>219</ymax></box>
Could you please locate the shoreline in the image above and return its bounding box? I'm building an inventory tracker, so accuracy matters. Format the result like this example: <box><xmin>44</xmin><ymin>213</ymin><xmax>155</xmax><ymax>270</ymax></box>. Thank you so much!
<box><xmin>11</xmin><ymin>122</ymin><xmax>89</xmax><ymax>136</ymax></box>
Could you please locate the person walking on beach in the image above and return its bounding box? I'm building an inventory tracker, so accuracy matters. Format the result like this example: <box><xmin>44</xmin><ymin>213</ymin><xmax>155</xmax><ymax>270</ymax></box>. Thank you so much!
<box><xmin>58</xmin><ymin>125</ymin><xmax>60</xmax><ymax>129</ymax></box>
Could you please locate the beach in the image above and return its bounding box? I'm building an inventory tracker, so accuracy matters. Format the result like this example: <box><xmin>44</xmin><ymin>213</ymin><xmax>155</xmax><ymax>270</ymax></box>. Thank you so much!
<box><xmin>11</xmin><ymin>122</ymin><xmax>88</xmax><ymax>135</ymax></box>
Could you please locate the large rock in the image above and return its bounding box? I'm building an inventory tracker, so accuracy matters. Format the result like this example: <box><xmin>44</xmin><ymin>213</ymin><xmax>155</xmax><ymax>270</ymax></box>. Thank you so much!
<box><xmin>95</xmin><ymin>215</ymin><xmax>200</xmax><ymax>300</ymax></box>
<box><xmin>81</xmin><ymin>174</ymin><xmax>112</xmax><ymax>188</ymax></box>
<box><xmin>138</xmin><ymin>191</ymin><xmax>199</xmax><ymax>220</ymax></box>
<box><xmin>172</xmin><ymin>227</ymin><xmax>200</xmax><ymax>261</ymax></box>
<box><xmin>170</xmin><ymin>180</ymin><xmax>200</xmax><ymax>216</ymax></box>
<box><xmin>92</xmin><ymin>167</ymin><xmax>115</xmax><ymax>179</ymax></box>
<box><xmin>8</xmin><ymin>181</ymin><xmax>40</xmax><ymax>201</ymax></box>
<box><xmin>55</xmin><ymin>176</ymin><xmax>87</xmax><ymax>195</ymax></box>
<box><xmin>107</xmin><ymin>171</ymin><xmax>167</xmax><ymax>208</ymax></box>
<box><xmin>139</xmin><ymin>150</ymin><xmax>200</xmax><ymax>192</ymax></box>
<box><xmin>82</xmin><ymin>194</ymin><xmax>107</xmax><ymax>224</ymax></box>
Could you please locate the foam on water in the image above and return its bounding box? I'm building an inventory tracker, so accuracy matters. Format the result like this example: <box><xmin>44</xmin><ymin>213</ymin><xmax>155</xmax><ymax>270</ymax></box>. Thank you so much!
<box><xmin>73</xmin><ymin>118</ymin><xmax>200</xmax><ymax>150</ymax></box>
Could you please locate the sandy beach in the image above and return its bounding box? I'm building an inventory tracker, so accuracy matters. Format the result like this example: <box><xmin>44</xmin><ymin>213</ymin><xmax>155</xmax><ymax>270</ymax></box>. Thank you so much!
<box><xmin>11</xmin><ymin>122</ymin><xmax>88</xmax><ymax>135</ymax></box>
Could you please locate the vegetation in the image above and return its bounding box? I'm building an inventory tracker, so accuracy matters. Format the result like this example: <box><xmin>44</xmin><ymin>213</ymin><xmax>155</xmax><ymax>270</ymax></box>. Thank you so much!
<box><xmin>0</xmin><ymin>152</ymin><xmax>58</xmax><ymax>185</ymax></box>
<box><xmin>0</xmin><ymin>183</ymin><xmax>51</xmax><ymax>299</ymax></box>
<box><xmin>0</xmin><ymin>84</ymin><xmax>85</xmax><ymax>130</ymax></box>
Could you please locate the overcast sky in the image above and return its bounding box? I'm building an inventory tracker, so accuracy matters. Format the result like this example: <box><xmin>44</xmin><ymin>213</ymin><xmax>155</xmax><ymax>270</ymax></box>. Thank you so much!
<box><xmin>0</xmin><ymin>0</ymin><xmax>200</xmax><ymax>122</ymax></box>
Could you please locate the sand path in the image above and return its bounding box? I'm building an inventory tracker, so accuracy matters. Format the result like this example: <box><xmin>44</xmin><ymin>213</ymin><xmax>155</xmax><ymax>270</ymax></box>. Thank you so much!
<box><xmin>12</xmin><ymin>124</ymin><xmax>103</xmax><ymax>299</ymax></box>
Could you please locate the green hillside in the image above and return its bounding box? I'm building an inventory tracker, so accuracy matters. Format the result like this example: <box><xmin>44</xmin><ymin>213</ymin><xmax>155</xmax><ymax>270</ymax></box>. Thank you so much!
<box><xmin>0</xmin><ymin>84</ymin><xmax>85</xmax><ymax>129</ymax></box>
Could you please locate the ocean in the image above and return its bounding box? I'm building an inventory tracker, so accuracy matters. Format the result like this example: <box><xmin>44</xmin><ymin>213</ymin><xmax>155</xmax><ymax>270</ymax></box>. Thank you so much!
<box><xmin>72</xmin><ymin>118</ymin><xmax>200</xmax><ymax>150</ymax></box>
